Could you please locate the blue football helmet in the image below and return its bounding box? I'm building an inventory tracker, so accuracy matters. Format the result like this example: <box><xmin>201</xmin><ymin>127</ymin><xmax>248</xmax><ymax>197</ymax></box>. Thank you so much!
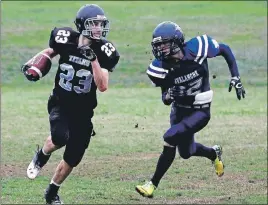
<box><xmin>151</xmin><ymin>21</ymin><xmax>185</xmax><ymax>61</ymax></box>
<box><xmin>74</xmin><ymin>4</ymin><xmax>110</xmax><ymax>40</ymax></box>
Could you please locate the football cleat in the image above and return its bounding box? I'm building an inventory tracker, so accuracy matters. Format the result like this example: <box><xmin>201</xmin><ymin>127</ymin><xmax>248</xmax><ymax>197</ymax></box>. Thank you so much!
<box><xmin>45</xmin><ymin>192</ymin><xmax>63</xmax><ymax>205</ymax></box>
<box><xmin>212</xmin><ymin>145</ymin><xmax>224</xmax><ymax>177</ymax></box>
<box><xmin>27</xmin><ymin>145</ymin><xmax>50</xmax><ymax>179</ymax></box>
<box><xmin>135</xmin><ymin>181</ymin><xmax>156</xmax><ymax>198</ymax></box>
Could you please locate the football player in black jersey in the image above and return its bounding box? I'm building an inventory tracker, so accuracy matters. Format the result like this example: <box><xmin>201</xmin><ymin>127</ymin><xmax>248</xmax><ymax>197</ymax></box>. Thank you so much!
<box><xmin>135</xmin><ymin>21</ymin><xmax>245</xmax><ymax>198</ymax></box>
<box><xmin>21</xmin><ymin>4</ymin><xmax>120</xmax><ymax>204</ymax></box>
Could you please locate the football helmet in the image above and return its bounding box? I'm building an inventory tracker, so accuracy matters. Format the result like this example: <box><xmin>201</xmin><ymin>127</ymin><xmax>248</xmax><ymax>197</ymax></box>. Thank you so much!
<box><xmin>151</xmin><ymin>21</ymin><xmax>185</xmax><ymax>61</ymax></box>
<box><xmin>74</xmin><ymin>4</ymin><xmax>110</xmax><ymax>39</ymax></box>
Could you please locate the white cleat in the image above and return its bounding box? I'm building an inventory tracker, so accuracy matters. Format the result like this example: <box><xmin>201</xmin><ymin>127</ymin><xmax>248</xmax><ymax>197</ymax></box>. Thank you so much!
<box><xmin>26</xmin><ymin>145</ymin><xmax>50</xmax><ymax>179</ymax></box>
<box><xmin>27</xmin><ymin>159</ymin><xmax>42</xmax><ymax>179</ymax></box>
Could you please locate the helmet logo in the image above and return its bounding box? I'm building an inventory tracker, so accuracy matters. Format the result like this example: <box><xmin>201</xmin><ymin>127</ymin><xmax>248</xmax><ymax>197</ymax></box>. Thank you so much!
<box><xmin>152</xmin><ymin>36</ymin><xmax>162</xmax><ymax>43</ymax></box>
<box><xmin>96</xmin><ymin>15</ymin><xmax>107</xmax><ymax>20</ymax></box>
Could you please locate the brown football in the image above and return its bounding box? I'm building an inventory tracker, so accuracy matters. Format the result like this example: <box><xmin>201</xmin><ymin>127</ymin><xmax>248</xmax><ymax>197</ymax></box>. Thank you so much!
<box><xmin>25</xmin><ymin>52</ymin><xmax>52</xmax><ymax>78</ymax></box>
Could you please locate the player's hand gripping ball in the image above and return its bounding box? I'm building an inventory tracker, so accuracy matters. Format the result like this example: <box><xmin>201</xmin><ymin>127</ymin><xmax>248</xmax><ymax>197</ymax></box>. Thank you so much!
<box><xmin>21</xmin><ymin>52</ymin><xmax>52</xmax><ymax>81</ymax></box>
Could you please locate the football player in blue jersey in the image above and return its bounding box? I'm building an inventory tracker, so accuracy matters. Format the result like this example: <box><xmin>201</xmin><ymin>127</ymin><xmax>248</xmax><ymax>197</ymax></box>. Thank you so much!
<box><xmin>135</xmin><ymin>21</ymin><xmax>245</xmax><ymax>198</ymax></box>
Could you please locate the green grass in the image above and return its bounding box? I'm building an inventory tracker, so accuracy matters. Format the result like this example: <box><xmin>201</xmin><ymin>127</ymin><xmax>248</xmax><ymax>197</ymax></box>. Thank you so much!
<box><xmin>1</xmin><ymin>85</ymin><xmax>267</xmax><ymax>204</ymax></box>
<box><xmin>1</xmin><ymin>1</ymin><xmax>267</xmax><ymax>86</ymax></box>
<box><xmin>1</xmin><ymin>1</ymin><xmax>267</xmax><ymax>204</ymax></box>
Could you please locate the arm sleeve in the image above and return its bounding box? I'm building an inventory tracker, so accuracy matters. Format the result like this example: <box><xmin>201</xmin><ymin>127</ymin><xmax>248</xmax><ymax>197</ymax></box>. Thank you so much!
<box><xmin>185</xmin><ymin>35</ymin><xmax>239</xmax><ymax>77</ymax></box>
<box><xmin>146</xmin><ymin>59</ymin><xmax>169</xmax><ymax>87</ymax></box>
<box><xmin>217</xmin><ymin>43</ymin><xmax>240</xmax><ymax>77</ymax></box>
<box><xmin>49</xmin><ymin>27</ymin><xmax>78</xmax><ymax>55</ymax></box>
<box><xmin>185</xmin><ymin>35</ymin><xmax>220</xmax><ymax>64</ymax></box>
<box><xmin>99</xmin><ymin>48</ymin><xmax>120</xmax><ymax>72</ymax></box>
<box><xmin>49</xmin><ymin>27</ymin><xmax>58</xmax><ymax>51</ymax></box>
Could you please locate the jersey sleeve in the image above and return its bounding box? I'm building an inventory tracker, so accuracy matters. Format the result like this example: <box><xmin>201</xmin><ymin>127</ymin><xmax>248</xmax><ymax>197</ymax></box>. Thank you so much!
<box><xmin>98</xmin><ymin>41</ymin><xmax>120</xmax><ymax>72</ymax></box>
<box><xmin>185</xmin><ymin>35</ymin><xmax>220</xmax><ymax>64</ymax></box>
<box><xmin>49</xmin><ymin>27</ymin><xmax>78</xmax><ymax>54</ymax></box>
<box><xmin>146</xmin><ymin>59</ymin><xmax>169</xmax><ymax>87</ymax></box>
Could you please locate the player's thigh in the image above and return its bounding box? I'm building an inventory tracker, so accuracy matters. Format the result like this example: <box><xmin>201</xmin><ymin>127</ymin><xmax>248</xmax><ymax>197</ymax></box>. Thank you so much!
<box><xmin>48</xmin><ymin>97</ymin><xmax>70</xmax><ymax>146</ymax></box>
<box><xmin>170</xmin><ymin>105</ymin><xmax>184</xmax><ymax>126</ymax></box>
<box><xmin>63</xmin><ymin>119</ymin><xmax>93</xmax><ymax>167</ymax></box>
<box><xmin>182</xmin><ymin>108</ymin><xmax>211</xmax><ymax>133</ymax></box>
<box><xmin>164</xmin><ymin>108</ymin><xmax>210</xmax><ymax>145</ymax></box>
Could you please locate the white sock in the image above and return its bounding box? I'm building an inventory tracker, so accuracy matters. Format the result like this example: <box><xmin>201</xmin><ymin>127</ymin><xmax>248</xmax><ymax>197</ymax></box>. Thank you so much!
<box><xmin>50</xmin><ymin>179</ymin><xmax>61</xmax><ymax>187</ymax></box>
<box><xmin>42</xmin><ymin>147</ymin><xmax>51</xmax><ymax>156</ymax></box>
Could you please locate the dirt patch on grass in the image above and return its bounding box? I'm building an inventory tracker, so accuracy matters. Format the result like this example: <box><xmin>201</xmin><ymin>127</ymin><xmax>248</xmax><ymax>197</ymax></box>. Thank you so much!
<box><xmin>1</xmin><ymin>152</ymin><xmax>159</xmax><ymax>178</ymax></box>
<box><xmin>1</xmin><ymin>163</ymin><xmax>55</xmax><ymax>178</ymax></box>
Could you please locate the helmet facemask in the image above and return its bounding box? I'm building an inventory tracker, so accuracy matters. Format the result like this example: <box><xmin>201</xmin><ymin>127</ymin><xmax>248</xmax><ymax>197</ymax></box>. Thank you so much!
<box><xmin>82</xmin><ymin>16</ymin><xmax>110</xmax><ymax>40</ymax></box>
<box><xmin>152</xmin><ymin>37</ymin><xmax>182</xmax><ymax>61</ymax></box>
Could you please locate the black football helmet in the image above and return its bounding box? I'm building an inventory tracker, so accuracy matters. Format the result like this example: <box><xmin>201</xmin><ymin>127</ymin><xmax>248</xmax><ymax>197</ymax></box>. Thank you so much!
<box><xmin>74</xmin><ymin>4</ymin><xmax>110</xmax><ymax>40</ymax></box>
<box><xmin>151</xmin><ymin>21</ymin><xmax>185</xmax><ymax>61</ymax></box>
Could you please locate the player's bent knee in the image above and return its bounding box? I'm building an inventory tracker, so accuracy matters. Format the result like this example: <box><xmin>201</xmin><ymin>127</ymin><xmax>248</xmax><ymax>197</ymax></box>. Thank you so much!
<box><xmin>63</xmin><ymin>150</ymin><xmax>86</xmax><ymax>168</ymax></box>
<box><xmin>179</xmin><ymin>152</ymin><xmax>191</xmax><ymax>159</ymax></box>
<box><xmin>51</xmin><ymin>129</ymin><xmax>69</xmax><ymax>147</ymax></box>
<box><xmin>63</xmin><ymin>140</ymin><xmax>90</xmax><ymax>167</ymax></box>
<box><xmin>63</xmin><ymin>156</ymin><xmax>82</xmax><ymax>168</ymax></box>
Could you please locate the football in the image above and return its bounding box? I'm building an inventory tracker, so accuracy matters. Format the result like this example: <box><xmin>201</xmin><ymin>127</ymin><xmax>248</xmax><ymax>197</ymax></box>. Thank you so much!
<box><xmin>25</xmin><ymin>52</ymin><xmax>52</xmax><ymax>79</ymax></box>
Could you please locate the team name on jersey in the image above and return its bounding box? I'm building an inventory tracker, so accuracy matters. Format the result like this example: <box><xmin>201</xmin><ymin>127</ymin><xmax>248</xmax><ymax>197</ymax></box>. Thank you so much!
<box><xmin>69</xmin><ymin>55</ymin><xmax>90</xmax><ymax>67</ymax></box>
<box><xmin>174</xmin><ymin>70</ymin><xmax>199</xmax><ymax>84</ymax></box>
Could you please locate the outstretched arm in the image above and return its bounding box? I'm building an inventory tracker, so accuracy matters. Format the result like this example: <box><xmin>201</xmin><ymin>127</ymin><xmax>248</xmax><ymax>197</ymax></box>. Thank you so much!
<box><xmin>217</xmin><ymin>43</ymin><xmax>239</xmax><ymax>77</ymax></box>
<box><xmin>217</xmin><ymin>43</ymin><xmax>246</xmax><ymax>100</ymax></box>
<box><xmin>44</xmin><ymin>48</ymin><xmax>58</xmax><ymax>58</ymax></box>
<box><xmin>186</xmin><ymin>35</ymin><xmax>245</xmax><ymax>100</ymax></box>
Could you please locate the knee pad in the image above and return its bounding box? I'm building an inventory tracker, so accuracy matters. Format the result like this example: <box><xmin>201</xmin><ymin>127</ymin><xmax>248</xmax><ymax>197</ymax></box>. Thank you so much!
<box><xmin>63</xmin><ymin>153</ymin><xmax>84</xmax><ymax>167</ymax></box>
<box><xmin>63</xmin><ymin>146</ymin><xmax>86</xmax><ymax>167</ymax></box>
<box><xmin>63</xmin><ymin>135</ymin><xmax>91</xmax><ymax>167</ymax></box>
<box><xmin>51</xmin><ymin>125</ymin><xmax>69</xmax><ymax>147</ymax></box>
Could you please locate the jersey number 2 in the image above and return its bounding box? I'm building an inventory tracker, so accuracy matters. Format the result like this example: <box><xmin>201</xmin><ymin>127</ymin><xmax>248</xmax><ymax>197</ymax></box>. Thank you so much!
<box><xmin>187</xmin><ymin>77</ymin><xmax>203</xmax><ymax>95</ymax></box>
<box><xmin>59</xmin><ymin>63</ymin><xmax>93</xmax><ymax>94</ymax></box>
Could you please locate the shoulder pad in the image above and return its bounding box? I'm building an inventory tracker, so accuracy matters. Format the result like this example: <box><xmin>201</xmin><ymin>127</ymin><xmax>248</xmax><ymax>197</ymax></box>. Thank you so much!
<box><xmin>49</xmin><ymin>27</ymin><xmax>79</xmax><ymax>54</ymax></box>
<box><xmin>184</xmin><ymin>35</ymin><xmax>220</xmax><ymax>64</ymax></box>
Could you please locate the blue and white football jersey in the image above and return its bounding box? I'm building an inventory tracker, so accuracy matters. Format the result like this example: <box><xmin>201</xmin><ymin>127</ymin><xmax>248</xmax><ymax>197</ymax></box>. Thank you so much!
<box><xmin>146</xmin><ymin>34</ymin><xmax>220</xmax><ymax>105</ymax></box>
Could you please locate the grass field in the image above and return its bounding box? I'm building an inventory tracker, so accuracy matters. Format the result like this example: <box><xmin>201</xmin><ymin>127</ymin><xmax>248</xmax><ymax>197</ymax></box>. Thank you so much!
<box><xmin>1</xmin><ymin>1</ymin><xmax>267</xmax><ymax>204</ymax></box>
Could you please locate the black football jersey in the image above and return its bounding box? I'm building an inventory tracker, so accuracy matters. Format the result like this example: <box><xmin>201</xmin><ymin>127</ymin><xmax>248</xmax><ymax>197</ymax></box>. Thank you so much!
<box><xmin>49</xmin><ymin>27</ymin><xmax>120</xmax><ymax>110</ymax></box>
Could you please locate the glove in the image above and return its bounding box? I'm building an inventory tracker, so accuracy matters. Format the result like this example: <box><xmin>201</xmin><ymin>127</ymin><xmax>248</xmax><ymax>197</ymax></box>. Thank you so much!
<box><xmin>229</xmin><ymin>76</ymin><xmax>246</xmax><ymax>100</ymax></box>
<box><xmin>21</xmin><ymin>64</ymin><xmax>40</xmax><ymax>81</ymax></box>
<box><xmin>166</xmin><ymin>88</ymin><xmax>175</xmax><ymax>101</ymax></box>
<box><xmin>165</xmin><ymin>88</ymin><xmax>174</xmax><ymax>101</ymax></box>
<box><xmin>78</xmin><ymin>45</ymin><xmax>96</xmax><ymax>61</ymax></box>
<box><xmin>167</xmin><ymin>86</ymin><xmax>185</xmax><ymax>100</ymax></box>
